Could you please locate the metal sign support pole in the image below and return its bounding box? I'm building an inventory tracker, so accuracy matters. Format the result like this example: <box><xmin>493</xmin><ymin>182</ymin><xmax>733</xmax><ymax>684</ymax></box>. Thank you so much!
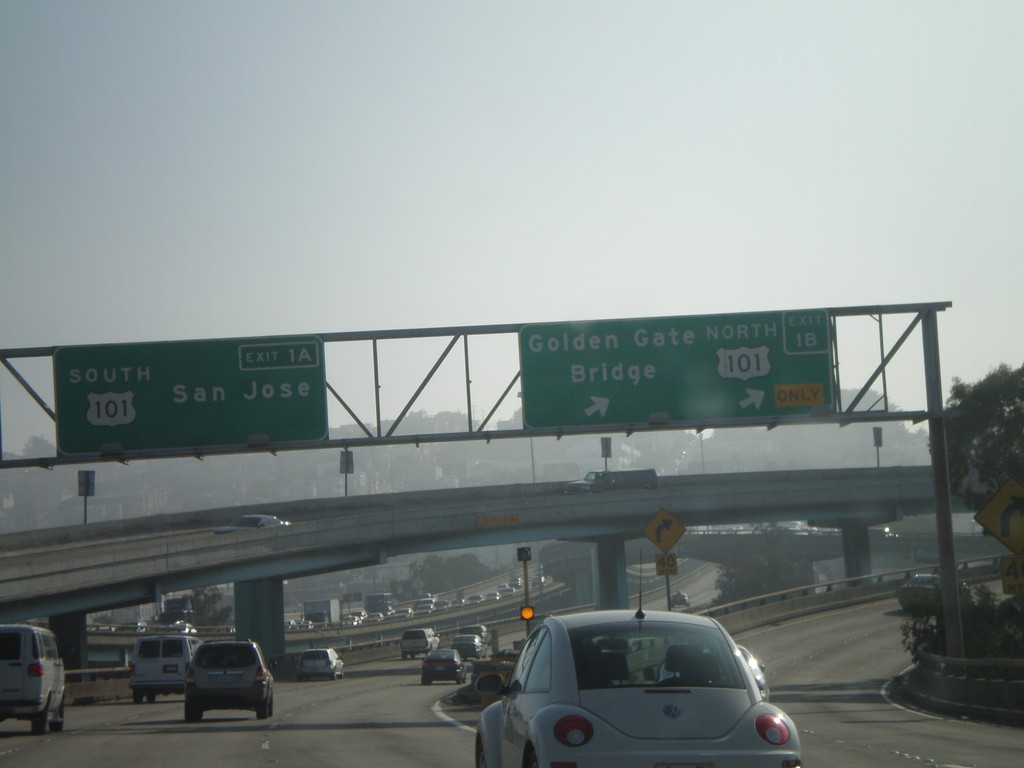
<box><xmin>922</xmin><ymin>311</ymin><xmax>964</xmax><ymax>658</ymax></box>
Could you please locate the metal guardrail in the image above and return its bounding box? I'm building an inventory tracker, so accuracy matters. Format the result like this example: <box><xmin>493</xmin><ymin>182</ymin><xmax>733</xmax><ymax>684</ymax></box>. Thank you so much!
<box><xmin>700</xmin><ymin>556</ymin><xmax>1002</xmax><ymax>620</ymax></box>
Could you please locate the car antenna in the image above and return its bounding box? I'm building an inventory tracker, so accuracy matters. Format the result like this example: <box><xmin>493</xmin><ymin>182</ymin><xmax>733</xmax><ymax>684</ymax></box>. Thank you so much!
<box><xmin>634</xmin><ymin>547</ymin><xmax>646</xmax><ymax>622</ymax></box>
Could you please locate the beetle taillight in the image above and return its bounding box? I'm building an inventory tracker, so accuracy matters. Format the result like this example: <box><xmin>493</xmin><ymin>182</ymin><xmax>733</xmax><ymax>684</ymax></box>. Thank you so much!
<box><xmin>755</xmin><ymin>713</ymin><xmax>791</xmax><ymax>746</ymax></box>
<box><xmin>553</xmin><ymin>715</ymin><xmax>593</xmax><ymax>747</ymax></box>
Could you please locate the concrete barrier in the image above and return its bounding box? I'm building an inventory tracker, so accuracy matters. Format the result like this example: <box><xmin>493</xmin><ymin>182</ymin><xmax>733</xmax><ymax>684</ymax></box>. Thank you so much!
<box><xmin>66</xmin><ymin>668</ymin><xmax>131</xmax><ymax>704</ymax></box>
<box><xmin>899</xmin><ymin>651</ymin><xmax>1024</xmax><ymax>726</ymax></box>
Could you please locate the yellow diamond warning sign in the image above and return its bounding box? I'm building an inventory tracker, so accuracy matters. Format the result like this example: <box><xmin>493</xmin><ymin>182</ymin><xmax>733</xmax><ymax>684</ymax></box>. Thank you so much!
<box><xmin>645</xmin><ymin>508</ymin><xmax>685</xmax><ymax>553</ymax></box>
<box><xmin>975</xmin><ymin>478</ymin><xmax>1024</xmax><ymax>554</ymax></box>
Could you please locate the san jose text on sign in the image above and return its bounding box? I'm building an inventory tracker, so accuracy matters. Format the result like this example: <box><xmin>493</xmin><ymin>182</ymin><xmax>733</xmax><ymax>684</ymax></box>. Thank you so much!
<box><xmin>54</xmin><ymin>336</ymin><xmax>328</xmax><ymax>455</ymax></box>
<box><xmin>518</xmin><ymin>309</ymin><xmax>832</xmax><ymax>428</ymax></box>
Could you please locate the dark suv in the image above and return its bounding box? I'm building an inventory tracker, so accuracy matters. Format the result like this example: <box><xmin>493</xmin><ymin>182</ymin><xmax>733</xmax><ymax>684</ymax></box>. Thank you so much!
<box><xmin>184</xmin><ymin>640</ymin><xmax>274</xmax><ymax>721</ymax></box>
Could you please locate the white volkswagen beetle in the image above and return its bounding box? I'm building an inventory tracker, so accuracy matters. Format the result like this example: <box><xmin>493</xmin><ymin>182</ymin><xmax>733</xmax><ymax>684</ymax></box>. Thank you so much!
<box><xmin>474</xmin><ymin>609</ymin><xmax>800</xmax><ymax>768</ymax></box>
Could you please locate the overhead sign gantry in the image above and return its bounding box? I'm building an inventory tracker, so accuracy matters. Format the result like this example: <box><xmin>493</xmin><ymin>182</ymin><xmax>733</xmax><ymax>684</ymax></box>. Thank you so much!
<box><xmin>1</xmin><ymin>302</ymin><xmax>950</xmax><ymax>467</ymax></box>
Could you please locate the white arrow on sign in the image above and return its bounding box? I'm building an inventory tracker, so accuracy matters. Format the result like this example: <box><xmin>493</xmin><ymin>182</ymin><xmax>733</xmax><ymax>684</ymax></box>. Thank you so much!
<box><xmin>585</xmin><ymin>396</ymin><xmax>610</xmax><ymax>417</ymax></box>
<box><xmin>739</xmin><ymin>389</ymin><xmax>765</xmax><ymax>410</ymax></box>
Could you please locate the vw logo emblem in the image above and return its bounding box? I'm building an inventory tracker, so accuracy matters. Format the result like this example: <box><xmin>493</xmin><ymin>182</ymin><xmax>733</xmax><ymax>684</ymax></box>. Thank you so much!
<box><xmin>663</xmin><ymin>704</ymin><xmax>682</xmax><ymax>719</ymax></box>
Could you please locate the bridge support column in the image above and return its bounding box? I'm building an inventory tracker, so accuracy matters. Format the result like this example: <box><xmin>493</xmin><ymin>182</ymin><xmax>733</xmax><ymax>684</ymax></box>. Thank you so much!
<box><xmin>594</xmin><ymin>538</ymin><xmax>628</xmax><ymax>609</ymax></box>
<box><xmin>234</xmin><ymin>577</ymin><xmax>285</xmax><ymax>660</ymax></box>
<box><xmin>840</xmin><ymin>521</ymin><xmax>872</xmax><ymax>580</ymax></box>
<box><xmin>570</xmin><ymin>567</ymin><xmax>593</xmax><ymax>606</ymax></box>
<box><xmin>50</xmin><ymin>611</ymin><xmax>89</xmax><ymax>669</ymax></box>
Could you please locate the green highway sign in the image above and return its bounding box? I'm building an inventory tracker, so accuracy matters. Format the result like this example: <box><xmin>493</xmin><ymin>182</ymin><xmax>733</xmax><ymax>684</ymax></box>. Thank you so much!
<box><xmin>519</xmin><ymin>309</ymin><xmax>832</xmax><ymax>428</ymax></box>
<box><xmin>54</xmin><ymin>336</ymin><xmax>328</xmax><ymax>455</ymax></box>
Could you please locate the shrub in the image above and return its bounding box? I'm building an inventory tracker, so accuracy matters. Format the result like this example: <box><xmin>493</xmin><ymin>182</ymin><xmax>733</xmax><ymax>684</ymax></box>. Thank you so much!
<box><xmin>901</xmin><ymin>584</ymin><xmax>1023</xmax><ymax>661</ymax></box>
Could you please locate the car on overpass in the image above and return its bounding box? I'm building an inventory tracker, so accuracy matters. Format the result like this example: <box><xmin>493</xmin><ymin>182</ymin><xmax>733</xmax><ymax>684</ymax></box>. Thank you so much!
<box><xmin>214</xmin><ymin>514</ymin><xmax>290</xmax><ymax>533</ymax></box>
<box><xmin>413</xmin><ymin>598</ymin><xmax>435</xmax><ymax>615</ymax></box>
<box><xmin>563</xmin><ymin>468</ymin><xmax>659</xmax><ymax>493</ymax></box>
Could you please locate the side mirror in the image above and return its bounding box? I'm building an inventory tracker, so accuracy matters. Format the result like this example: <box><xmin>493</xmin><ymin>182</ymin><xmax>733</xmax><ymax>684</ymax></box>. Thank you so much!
<box><xmin>474</xmin><ymin>673</ymin><xmax>507</xmax><ymax>695</ymax></box>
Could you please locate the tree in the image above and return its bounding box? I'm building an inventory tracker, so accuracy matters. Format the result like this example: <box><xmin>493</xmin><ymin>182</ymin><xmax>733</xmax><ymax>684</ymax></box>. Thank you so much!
<box><xmin>713</xmin><ymin>525</ymin><xmax>812</xmax><ymax>604</ymax></box>
<box><xmin>21</xmin><ymin>435</ymin><xmax>56</xmax><ymax>458</ymax></box>
<box><xmin>398</xmin><ymin>553</ymin><xmax>494</xmax><ymax>599</ymax></box>
<box><xmin>945</xmin><ymin>363</ymin><xmax>1024</xmax><ymax>510</ymax></box>
<box><xmin>193</xmin><ymin>586</ymin><xmax>232</xmax><ymax>627</ymax></box>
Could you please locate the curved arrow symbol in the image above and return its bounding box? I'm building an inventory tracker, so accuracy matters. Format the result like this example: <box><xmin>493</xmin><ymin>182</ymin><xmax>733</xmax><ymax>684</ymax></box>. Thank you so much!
<box><xmin>585</xmin><ymin>397</ymin><xmax>610</xmax><ymax>417</ymax></box>
<box><xmin>1001</xmin><ymin>495</ymin><xmax>1024</xmax><ymax>538</ymax></box>
<box><xmin>740</xmin><ymin>389</ymin><xmax>765</xmax><ymax>410</ymax></box>
<box><xmin>655</xmin><ymin>519</ymin><xmax>673</xmax><ymax>543</ymax></box>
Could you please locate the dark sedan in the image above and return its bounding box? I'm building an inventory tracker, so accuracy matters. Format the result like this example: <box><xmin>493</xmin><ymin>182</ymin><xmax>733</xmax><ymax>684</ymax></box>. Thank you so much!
<box><xmin>420</xmin><ymin>649</ymin><xmax>466</xmax><ymax>685</ymax></box>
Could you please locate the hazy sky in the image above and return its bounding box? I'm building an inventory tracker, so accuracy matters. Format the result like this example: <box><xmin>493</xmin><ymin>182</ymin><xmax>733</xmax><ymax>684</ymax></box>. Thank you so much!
<box><xmin>1</xmin><ymin>1</ymin><xmax>1021</xmax><ymax>453</ymax></box>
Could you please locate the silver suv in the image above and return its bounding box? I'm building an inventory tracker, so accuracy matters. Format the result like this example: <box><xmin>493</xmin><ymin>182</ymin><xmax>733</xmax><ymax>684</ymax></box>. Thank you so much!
<box><xmin>295</xmin><ymin>648</ymin><xmax>343</xmax><ymax>681</ymax></box>
<box><xmin>400</xmin><ymin>628</ymin><xmax>439</xmax><ymax>660</ymax></box>
<box><xmin>184</xmin><ymin>640</ymin><xmax>274</xmax><ymax>721</ymax></box>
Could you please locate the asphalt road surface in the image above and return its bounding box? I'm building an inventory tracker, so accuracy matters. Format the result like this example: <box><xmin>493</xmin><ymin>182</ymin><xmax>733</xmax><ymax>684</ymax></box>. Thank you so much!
<box><xmin>0</xmin><ymin>598</ymin><xmax>1017</xmax><ymax>767</ymax></box>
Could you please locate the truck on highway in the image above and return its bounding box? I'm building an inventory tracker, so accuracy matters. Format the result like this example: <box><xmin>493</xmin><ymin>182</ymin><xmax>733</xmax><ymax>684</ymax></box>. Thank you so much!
<box><xmin>563</xmin><ymin>468</ymin><xmax>658</xmax><ymax>493</ymax></box>
<box><xmin>364</xmin><ymin>592</ymin><xmax>395</xmax><ymax>616</ymax></box>
<box><xmin>303</xmin><ymin>598</ymin><xmax>342</xmax><ymax>626</ymax></box>
<box><xmin>157</xmin><ymin>595</ymin><xmax>195</xmax><ymax>625</ymax></box>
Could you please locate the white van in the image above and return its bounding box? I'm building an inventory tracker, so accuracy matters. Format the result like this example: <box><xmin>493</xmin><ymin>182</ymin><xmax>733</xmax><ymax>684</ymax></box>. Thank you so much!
<box><xmin>130</xmin><ymin>634</ymin><xmax>203</xmax><ymax>703</ymax></box>
<box><xmin>0</xmin><ymin>624</ymin><xmax>66</xmax><ymax>734</ymax></box>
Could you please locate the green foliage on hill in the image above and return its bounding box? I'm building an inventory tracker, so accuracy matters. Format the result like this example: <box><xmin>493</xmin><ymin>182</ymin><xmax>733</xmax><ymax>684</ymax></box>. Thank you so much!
<box><xmin>945</xmin><ymin>363</ymin><xmax>1024</xmax><ymax>511</ymax></box>
<box><xmin>712</xmin><ymin>524</ymin><xmax>813</xmax><ymax>604</ymax></box>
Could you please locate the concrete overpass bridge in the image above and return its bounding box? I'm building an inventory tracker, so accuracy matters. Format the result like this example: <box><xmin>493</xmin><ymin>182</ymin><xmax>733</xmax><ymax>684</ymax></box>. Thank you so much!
<box><xmin>1</xmin><ymin>466</ymin><xmax>945</xmax><ymax>665</ymax></box>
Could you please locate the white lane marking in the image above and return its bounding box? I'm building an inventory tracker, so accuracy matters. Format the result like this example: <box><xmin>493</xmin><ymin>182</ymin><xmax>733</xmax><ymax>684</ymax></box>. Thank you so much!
<box><xmin>431</xmin><ymin>700</ymin><xmax>476</xmax><ymax>734</ymax></box>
